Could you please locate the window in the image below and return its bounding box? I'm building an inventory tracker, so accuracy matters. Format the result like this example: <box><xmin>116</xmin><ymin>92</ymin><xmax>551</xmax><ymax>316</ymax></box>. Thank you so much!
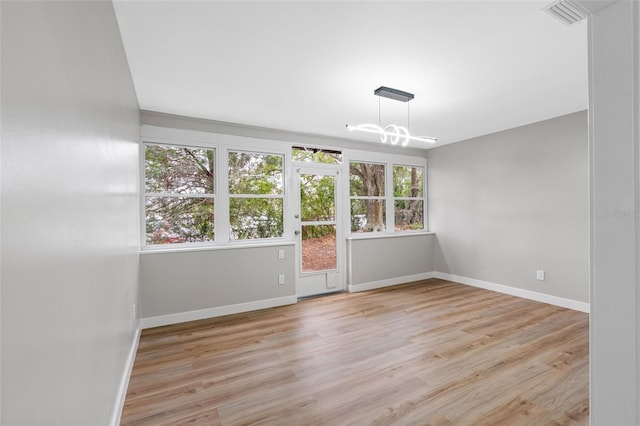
<box><xmin>393</xmin><ymin>165</ymin><xmax>425</xmax><ymax>231</ymax></box>
<box><xmin>143</xmin><ymin>129</ymin><xmax>427</xmax><ymax>247</ymax></box>
<box><xmin>144</xmin><ymin>143</ymin><xmax>215</xmax><ymax>245</ymax></box>
<box><xmin>349</xmin><ymin>161</ymin><xmax>386</xmax><ymax>232</ymax></box>
<box><xmin>292</xmin><ymin>146</ymin><xmax>342</xmax><ymax>164</ymax></box>
<box><xmin>228</xmin><ymin>151</ymin><xmax>284</xmax><ymax>240</ymax></box>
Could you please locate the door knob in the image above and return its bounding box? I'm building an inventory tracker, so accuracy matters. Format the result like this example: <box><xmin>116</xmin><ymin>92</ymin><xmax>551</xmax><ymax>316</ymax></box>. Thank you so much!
<box><xmin>294</xmin><ymin>230</ymin><xmax>300</xmax><ymax>235</ymax></box>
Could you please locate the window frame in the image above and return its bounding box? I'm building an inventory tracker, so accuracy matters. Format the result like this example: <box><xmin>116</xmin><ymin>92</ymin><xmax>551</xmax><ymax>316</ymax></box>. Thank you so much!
<box><xmin>348</xmin><ymin>160</ymin><xmax>387</xmax><ymax>233</ymax></box>
<box><xmin>291</xmin><ymin>145</ymin><xmax>343</xmax><ymax>165</ymax></box>
<box><xmin>140</xmin><ymin>126</ymin><xmax>429</xmax><ymax>251</ymax></box>
<box><xmin>392</xmin><ymin>163</ymin><xmax>426</xmax><ymax>233</ymax></box>
<box><xmin>142</xmin><ymin>140</ymin><xmax>217</xmax><ymax>249</ymax></box>
<box><xmin>344</xmin><ymin>149</ymin><xmax>428</xmax><ymax>236</ymax></box>
<box><xmin>226</xmin><ymin>149</ymin><xmax>286</xmax><ymax>241</ymax></box>
<box><xmin>141</xmin><ymin>130</ymin><xmax>291</xmax><ymax>250</ymax></box>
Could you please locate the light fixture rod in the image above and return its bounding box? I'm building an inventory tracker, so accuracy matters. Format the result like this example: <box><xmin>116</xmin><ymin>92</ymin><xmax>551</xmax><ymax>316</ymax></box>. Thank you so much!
<box><xmin>374</xmin><ymin>86</ymin><xmax>414</xmax><ymax>102</ymax></box>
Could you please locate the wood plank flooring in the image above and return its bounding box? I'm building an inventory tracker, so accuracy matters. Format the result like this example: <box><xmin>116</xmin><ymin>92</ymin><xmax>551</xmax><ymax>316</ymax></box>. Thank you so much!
<box><xmin>121</xmin><ymin>279</ymin><xmax>589</xmax><ymax>425</ymax></box>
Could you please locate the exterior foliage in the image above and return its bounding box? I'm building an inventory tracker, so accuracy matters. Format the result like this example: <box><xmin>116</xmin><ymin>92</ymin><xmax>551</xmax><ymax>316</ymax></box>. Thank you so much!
<box><xmin>292</xmin><ymin>147</ymin><xmax>342</xmax><ymax>164</ymax></box>
<box><xmin>228</xmin><ymin>151</ymin><xmax>284</xmax><ymax>240</ymax></box>
<box><xmin>144</xmin><ymin>143</ymin><xmax>424</xmax><ymax>246</ymax></box>
<box><xmin>145</xmin><ymin>145</ymin><xmax>215</xmax><ymax>244</ymax></box>
<box><xmin>350</xmin><ymin>162</ymin><xmax>386</xmax><ymax>232</ymax></box>
<box><xmin>300</xmin><ymin>174</ymin><xmax>335</xmax><ymax>239</ymax></box>
<box><xmin>393</xmin><ymin>165</ymin><xmax>424</xmax><ymax>230</ymax></box>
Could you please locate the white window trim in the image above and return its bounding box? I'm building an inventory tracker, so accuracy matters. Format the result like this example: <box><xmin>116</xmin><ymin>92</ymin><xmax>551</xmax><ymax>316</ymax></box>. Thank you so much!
<box><xmin>141</xmin><ymin>127</ymin><xmax>290</xmax><ymax>250</ymax></box>
<box><xmin>140</xmin><ymin>125</ymin><xmax>428</xmax><ymax>252</ymax></box>
<box><xmin>344</xmin><ymin>149</ymin><xmax>427</xmax><ymax>236</ymax></box>
<box><xmin>392</xmin><ymin>163</ymin><xmax>426</xmax><ymax>233</ymax></box>
<box><xmin>291</xmin><ymin>145</ymin><xmax>343</xmax><ymax>166</ymax></box>
<box><xmin>227</xmin><ymin>150</ymin><xmax>286</xmax><ymax>242</ymax></box>
<box><xmin>141</xmin><ymin>140</ymin><xmax>217</xmax><ymax>249</ymax></box>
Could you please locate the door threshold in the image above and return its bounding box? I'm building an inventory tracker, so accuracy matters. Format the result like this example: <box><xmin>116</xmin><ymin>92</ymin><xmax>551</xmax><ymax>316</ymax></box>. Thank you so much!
<box><xmin>297</xmin><ymin>291</ymin><xmax>345</xmax><ymax>302</ymax></box>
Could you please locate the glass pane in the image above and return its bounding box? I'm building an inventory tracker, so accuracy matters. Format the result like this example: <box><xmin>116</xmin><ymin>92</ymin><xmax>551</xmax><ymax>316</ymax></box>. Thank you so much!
<box><xmin>292</xmin><ymin>147</ymin><xmax>342</xmax><ymax>164</ymax></box>
<box><xmin>228</xmin><ymin>151</ymin><xmax>283</xmax><ymax>195</ymax></box>
<box><xmin>301</xmin><ymin>225</ymin><xmax>336</xmax><ymax>272</ymax></box>
<box><xmin>300</xmin><ymin>174</ymin><xmax>335</xmax><ymax>222</ymax></box>
<box><xmin>395</xmin><ymin>200</ymin><xmax>424</xmax><ymax>231</ymax></box>
<box><xmin>145</xmin><ymin>145</ymin><xmax>214</xmax><ymax>194</ymax></box>
<box><xmin>350</xmin><ymin>199</ymin><xmax>386</xmax><ymax>232</ymax></box>
<box><xmin>393</xmin><ymin>165</ymin><xmax>424</xmax><ymax>198</ymax></box>
<box><xmin>145</xmin><ymin>197</ymin><xmax>214</xmax><ymax>245</ymax></box>
<box><xmin>229</xmin><ymin>198</ymin><xmax>283</xmax><ymax>240</ymax></box>
<box><xmin>349</xmin><ymin>162</ymin><xmax>385</xmax><ymax>197</ymax></box>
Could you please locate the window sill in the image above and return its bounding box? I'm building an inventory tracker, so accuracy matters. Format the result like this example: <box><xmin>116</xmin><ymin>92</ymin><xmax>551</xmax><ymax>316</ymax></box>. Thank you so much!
<box><xmin>346</xmin><ymin>231</ymin><xmax>435</xmax><ymax>241</ymax></box>
<box><xmin>141</xmin><ymin>240</ymin><xmax>295</xmax><ymax>254</ymax></box>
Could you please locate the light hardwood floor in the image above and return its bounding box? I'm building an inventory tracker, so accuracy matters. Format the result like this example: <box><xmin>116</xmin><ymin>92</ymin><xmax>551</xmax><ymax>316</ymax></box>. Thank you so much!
<box><xmin>121</xmin><ymin>279</ymin><xmax>589</xmax><ymax>425</ymax></box>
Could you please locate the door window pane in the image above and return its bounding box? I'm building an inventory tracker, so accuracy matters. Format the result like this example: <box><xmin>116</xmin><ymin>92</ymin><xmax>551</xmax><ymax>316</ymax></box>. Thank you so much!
<box><xmin>300</xmin><ymin>174</ymin><xmax>335</xmax><ymax>222</ymax></box>
<box><xmin>301</xmin><ymin>225</ymin><xmax>336</xmax><ymax>272</ymax></box>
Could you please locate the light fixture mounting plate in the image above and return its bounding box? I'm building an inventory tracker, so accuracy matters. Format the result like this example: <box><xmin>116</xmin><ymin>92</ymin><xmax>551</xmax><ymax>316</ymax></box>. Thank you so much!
<box><xmin>374</xmin><ymin>86</ymin><xmax>414</xmax><ymax>102</ymax></box>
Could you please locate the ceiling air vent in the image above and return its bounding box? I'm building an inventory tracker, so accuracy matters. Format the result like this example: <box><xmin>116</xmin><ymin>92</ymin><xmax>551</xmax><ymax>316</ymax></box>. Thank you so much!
<box><xmin>543</xmin><ymin>0</ymin><xmax>588</xmax><ymax>24</ymax></box>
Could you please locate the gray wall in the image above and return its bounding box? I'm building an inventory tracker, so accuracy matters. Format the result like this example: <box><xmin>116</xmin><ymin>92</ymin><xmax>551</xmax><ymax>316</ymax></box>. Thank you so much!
<box><xmin>141</xmin><ymin>110</ymin><xmax>429</xmax><ymax>159</ymax></box>
<box><xmin>348</xmin><ymin>235</ymin><xmax>434</xmax><ymax>285</ymax></box>
<box><xmin>1</xmin><ymin>2</ymin><xmax>140</xmax><ymax>425</ymax></box>
<box><xmin>428</xmin><ymin>111</ymin><xmax>588</xmax><ymax>303</ymax></box>
<box><xmin>138</xmin><ymin>111</ymin><xmax>433</xmax><ymax>323</ymax></box>
<box><xmin>140</xmin><ymin>245</ymin><xmax>295</xmax><ymax>320</ymax></box>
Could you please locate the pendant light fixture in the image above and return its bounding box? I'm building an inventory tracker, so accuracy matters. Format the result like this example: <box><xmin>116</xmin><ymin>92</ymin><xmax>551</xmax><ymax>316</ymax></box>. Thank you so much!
<box><xmin>346</xmin><ymin>86</ymin><xmax>437</xmax><ymax>146</ymax></box>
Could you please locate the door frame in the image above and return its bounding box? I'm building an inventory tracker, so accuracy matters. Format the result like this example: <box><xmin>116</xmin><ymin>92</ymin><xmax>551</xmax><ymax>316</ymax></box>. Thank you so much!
<box><xmin>293</xmin><ymin>164</ymin><xmax>344</xmax><ymax>297</ymax></box>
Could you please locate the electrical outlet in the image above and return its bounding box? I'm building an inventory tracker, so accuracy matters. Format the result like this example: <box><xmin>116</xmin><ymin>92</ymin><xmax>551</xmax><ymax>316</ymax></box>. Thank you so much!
<box><xmin>278</xmin><ymin>274</ymin><xmax>285</xmax><ymax>285</ymax></box>
<box><xmin>278</xmin><ymin>249</ymin><xmax>285</xmax><ymax>259</ymax></box>
<box><xmin>536</xmin><ymin>270</ymin><xmax>545</xmax><ymax>281</ymax></box>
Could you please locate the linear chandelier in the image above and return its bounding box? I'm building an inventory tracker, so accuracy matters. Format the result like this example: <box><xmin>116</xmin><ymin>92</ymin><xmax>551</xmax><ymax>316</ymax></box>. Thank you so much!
<box><xmin>346</xmin><ymin>86</ymin><xmax>437</xmax><ymax>146</ymax></box>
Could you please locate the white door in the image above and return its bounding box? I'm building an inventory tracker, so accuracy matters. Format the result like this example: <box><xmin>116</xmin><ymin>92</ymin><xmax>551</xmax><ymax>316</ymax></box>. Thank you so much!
<box><xmin>295</xmin><ymin>167</ymin><xmax>343</xmax><ymax>297</ymax></box>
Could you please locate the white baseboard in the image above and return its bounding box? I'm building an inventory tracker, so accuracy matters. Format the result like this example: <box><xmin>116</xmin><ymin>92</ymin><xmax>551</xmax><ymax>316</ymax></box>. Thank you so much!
<box><xmin>433</xmin><ymin>271</ymin><xmax>590</xmax><ymax>313</ymax></box>
<box><xmin>348</xmin><ymin>272</ymin><xmax>435</xmax><ymax>293</ymax></box>
<box><xmin>111</xmin><ymin>323</ymin><xmax>140</xmax><ymax>426</ymax></box>
<box><xmin>139</xmin><ymin>272</ymin><xmax>588</xmax><ymax>329</ymax></box>
<box><xmin>139</xmin><ymin>295</ymin><xmax>298</xmax><ymax>329</ymax></box>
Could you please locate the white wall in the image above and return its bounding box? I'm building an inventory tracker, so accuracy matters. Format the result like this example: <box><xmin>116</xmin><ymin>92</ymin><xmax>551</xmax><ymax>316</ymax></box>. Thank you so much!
<box><xmin>428</xmin><ymin>111</ymin><xmax>589</xmax><ymax>304</ymax></box>
<box><xmin>582</xmin><ymin>0</ymin><xmax>640</xmax><ymax>423</ymax></box>
<box><xmin>1</xmin><ymin>1</ymin><xmax>140</xmax><ymax>425</ymax></box>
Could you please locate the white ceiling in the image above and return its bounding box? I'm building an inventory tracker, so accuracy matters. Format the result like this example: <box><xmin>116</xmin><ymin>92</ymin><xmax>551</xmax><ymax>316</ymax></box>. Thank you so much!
<box><xmin>113</xmin><ymin>1</ymin><xmax>587</xmax><ymax>149</ymax></box>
